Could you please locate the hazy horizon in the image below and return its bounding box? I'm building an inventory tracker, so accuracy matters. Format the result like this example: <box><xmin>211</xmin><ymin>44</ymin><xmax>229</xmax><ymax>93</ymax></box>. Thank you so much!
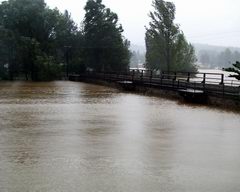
<box><xmin>45</xmin><ymin>0</ymin><xmax>240</xmax><ymax>48</ymax></box>
<box><xmin>1</xmin><ymin>0</ymin><xmax>240</xmax><ymax>48</ymax></box>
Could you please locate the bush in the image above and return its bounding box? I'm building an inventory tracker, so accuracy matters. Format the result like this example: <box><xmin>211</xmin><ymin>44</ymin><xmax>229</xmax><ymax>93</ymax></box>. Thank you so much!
<box><xmin>35</xmin><ymin>55</ymin><xmax>62</xmax><ymax>81</ymax></box>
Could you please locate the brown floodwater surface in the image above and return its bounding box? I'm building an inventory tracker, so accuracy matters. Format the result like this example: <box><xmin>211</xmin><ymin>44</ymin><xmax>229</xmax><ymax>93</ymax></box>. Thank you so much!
<box><xmin>0</xmin><ymin>81</ymin><xmax>240</xmax><ymax>192</ymax></box>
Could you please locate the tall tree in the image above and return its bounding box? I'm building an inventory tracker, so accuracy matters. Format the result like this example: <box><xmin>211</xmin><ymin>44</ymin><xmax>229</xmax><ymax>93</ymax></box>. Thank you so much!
<box><xmin>145</xmin><ymin>0</ymin><xmax>197</xmax><ymax>72</ymax></box>
<box><xmin>83</xmin><ymin>0</ymin><xmax>130</xmax><ymax>72</ymax></box>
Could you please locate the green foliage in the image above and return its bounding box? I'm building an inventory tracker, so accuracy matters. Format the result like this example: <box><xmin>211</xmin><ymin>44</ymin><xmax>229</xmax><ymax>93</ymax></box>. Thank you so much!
<box><xmin>35</xmin><ymin>55</ymin><xmax>62</xmax><ymax>81</ymax></box>
<box><xmin>145</xmin><ymin>0</ymin><xmax>197</xmax><ymax>72</ymax></box>
<box><xmin>0</xmin><ymin>0</ymin><xmax>131</xmax><ymax>80</ymax></box>
<box><xmin>0</xmin><ymin>0</ymin><xmax>83</xmax><ymax>81</ymax></box>
<box><xmin>173</xmin><ymin>34</ymin><xmax>197</xmax><ymax>72</ymax></box>
<box><xmin>224</xmin><ymin>61</ymin><xmax>240</xmax><ymax>80</ymax></box>
<box><xmin>83</xmin><ymin>0</ymin><xmax>130</xmax><ymax>72</ymax></box>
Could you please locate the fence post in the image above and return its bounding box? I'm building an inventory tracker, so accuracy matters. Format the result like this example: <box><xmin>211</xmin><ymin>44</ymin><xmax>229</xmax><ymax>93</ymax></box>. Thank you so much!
<box><xmin>202</xmin><ymin>73</ymin><xmax>206</xmax><ymax>84</ymax></box>
<box><xmin>220</xmin><ymin>74</ymin><xmax>224</xmax><ymax>85</ymax></box>
<box><xmin>222</xmin><ymin>84</ymin><xmax>225</xmax><ymax>98</ymax></box>
<box><xmin>150</xmin><ymin>70</ymin><xmax>153</xmax><ymax>84</ymax></box>
<box><xmin>173</xmin><ymin>72</ymin><xmax>177</xmax><ymax>81</ymax></box>
<box><xmin>187</xmin><ymin>72</ymin><xmax>190</xmax><ymax>82</ymax></box>
<box><xmin>160</xmin><ymin>71</ymin><xmax>163</xmax><ymax>86</ymax></box>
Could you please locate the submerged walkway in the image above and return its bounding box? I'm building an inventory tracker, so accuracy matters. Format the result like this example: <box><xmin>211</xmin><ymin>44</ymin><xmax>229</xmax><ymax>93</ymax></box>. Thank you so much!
<box><xmin>69</xmin><ymin>70</ymin><xmax>240</xmax><ymax>102</ymax></box>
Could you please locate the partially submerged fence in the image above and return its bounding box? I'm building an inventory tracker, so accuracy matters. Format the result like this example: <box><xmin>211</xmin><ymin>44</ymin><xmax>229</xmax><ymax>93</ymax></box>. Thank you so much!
<box><xmin>69</xmin><ymin>70</ymin><xmax>240</xmax><ymax>100</ymax></box>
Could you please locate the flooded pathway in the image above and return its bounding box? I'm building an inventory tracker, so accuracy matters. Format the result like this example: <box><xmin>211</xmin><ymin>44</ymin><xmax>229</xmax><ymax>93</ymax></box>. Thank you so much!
<box><xmin>0</xmin><ymin>81</ymin><xmax>240</xmax><ymax>192</ymax></box>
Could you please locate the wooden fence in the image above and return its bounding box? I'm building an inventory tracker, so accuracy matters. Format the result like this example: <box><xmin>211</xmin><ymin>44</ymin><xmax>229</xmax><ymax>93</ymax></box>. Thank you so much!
<box><xmin>69</xmin><ymin>70</ymin><xmax>240</xmax><ymax>100</ymax></box>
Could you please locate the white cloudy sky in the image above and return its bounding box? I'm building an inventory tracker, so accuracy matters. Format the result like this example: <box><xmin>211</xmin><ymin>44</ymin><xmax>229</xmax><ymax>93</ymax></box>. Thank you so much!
<box><xmin>2</xmin><ymin>0</ymin><xmax>240</xmax><ymax>47</ymax></box>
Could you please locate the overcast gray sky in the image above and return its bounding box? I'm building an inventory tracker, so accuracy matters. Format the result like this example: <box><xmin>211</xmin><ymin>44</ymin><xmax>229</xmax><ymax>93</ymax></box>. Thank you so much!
<box><xmin>2</xmin><ymin>0</ymin><xmax>240</xmax><ymax>47</ymax></box>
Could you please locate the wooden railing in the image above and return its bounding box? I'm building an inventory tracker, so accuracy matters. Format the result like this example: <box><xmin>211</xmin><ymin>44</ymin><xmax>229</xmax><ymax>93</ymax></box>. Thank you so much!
<box><xmin>69</xmin><ymin>70</ymin><xmax>240</xmax><ymax>100</ymax></box>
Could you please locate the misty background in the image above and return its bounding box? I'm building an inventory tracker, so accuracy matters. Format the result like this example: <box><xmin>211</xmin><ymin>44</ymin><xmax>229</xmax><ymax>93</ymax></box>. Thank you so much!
<box><xmin>1</xmin><ymin>0</ymin><xmax>240</xmax><ymax>69</ymax></box>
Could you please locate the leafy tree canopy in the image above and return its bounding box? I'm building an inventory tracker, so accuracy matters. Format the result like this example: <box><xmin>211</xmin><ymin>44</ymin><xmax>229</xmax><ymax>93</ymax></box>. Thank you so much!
<box><xmin>0</xmin><ymin>0</ymin><xmax>131</xmax><ymax>80</ymax></box>
<box><xmin>145</xmin><ymin>0</ymin><xmax>197</xmax><ymax>72</ymax></box>
<box><xmin>83</xmin><ymin>0</ymin><xmax>130</xmax><ymax>72</ymax></box>
<box><xmin>0</xmin><ymin>0</ymin><xmax>83</xmax><ymax>81</ymax></box>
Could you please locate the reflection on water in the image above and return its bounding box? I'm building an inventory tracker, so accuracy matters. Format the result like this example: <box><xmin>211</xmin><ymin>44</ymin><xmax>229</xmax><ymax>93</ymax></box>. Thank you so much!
<box><xmin>0</xmin><ymin>81</ymin><xmax>240</xmax><ymax>192</ymax></box>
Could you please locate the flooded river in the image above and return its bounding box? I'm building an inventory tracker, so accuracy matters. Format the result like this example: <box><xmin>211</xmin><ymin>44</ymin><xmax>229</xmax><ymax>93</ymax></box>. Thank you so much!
<box><xmin>0</xmin><ymin>81</ymin><xmax>240</xmax><ymax>192</ymax></box>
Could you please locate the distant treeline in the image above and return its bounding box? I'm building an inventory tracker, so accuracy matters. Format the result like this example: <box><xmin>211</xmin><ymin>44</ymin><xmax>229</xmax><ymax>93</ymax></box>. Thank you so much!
<box><xmin>130</xmin><ymin>51</ymin><xmax>145</xmax><ymax>68</ymax></box>
<box><xmin>198</xmin><ymin>48</ymin><xmax>240</xmax><ymax>69</ymax></box>
<box><xmin>0</xmin><ymin>0</ymin><xmax>197</xmax><ymax>81</ymax></box>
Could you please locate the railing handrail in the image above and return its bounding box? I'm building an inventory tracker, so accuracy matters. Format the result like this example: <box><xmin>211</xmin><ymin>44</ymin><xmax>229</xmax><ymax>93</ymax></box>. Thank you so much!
<box><xmin>71</xmin><ymin>70</ymin><xmax>240</xmax><ymax>97</ymax></box>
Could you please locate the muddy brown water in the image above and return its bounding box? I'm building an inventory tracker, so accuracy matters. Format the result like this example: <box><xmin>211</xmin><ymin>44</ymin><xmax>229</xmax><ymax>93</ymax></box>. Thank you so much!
<box><xmin>0</xmin><ymin>81</ymin><xmax>240</xmax><ymax>192</ymax></box>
